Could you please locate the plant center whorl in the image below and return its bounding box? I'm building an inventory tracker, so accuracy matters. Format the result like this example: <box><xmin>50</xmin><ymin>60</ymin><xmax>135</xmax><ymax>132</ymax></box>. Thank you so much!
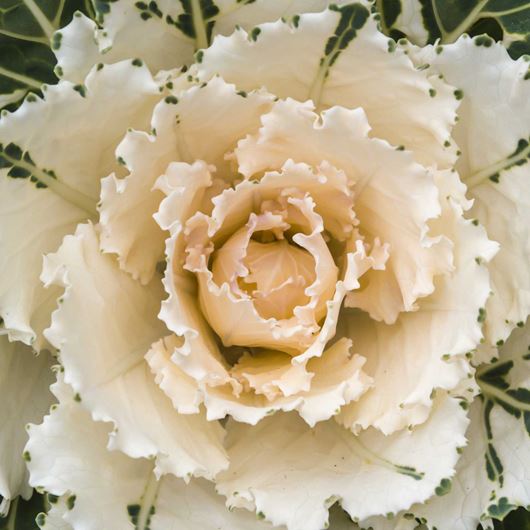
<box><xmin>183</xmin><ymin>183</ymin><xmax>348</xmax><ymax>354</ymax></box>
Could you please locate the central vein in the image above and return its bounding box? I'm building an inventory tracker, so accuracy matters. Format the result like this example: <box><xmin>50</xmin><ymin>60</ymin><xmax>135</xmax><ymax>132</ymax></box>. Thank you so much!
<box><xmin>191</xmin><ymin>0</ymin><xmax>209</xmax><ymax>50</ymax></box>
<box><xmin>136</xmin><ymin>472</ymin><xmax>161</xmax><ymax>530</ymax></box>
<box><xmin>465</xmin><ymin>142</ymin><xmax>530</xmax><ymax>189</ymax></box>
<box><xmin>23</xmin><ymin>0</ymin><xmax>56</xmax><ymax>39</ymax></box>
<box><xmin>479</xmin><ymin>381</ymin><xmax>530</xmax><ymax>412</ymax></box>
<box><xmin>1</xmin><ymin>150</ymin><xmax>97</xmax><ymax>216</ymax></box>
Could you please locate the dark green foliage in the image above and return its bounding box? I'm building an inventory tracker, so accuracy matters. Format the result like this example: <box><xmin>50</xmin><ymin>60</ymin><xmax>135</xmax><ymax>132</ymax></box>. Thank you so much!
<box><xmin>0</xmin><ymin>142</ymin><xmax>52</xmax><ymax>188</ymax></box>
<box><xmin>324</xmin><ymin>3</ymin><xmax>370</xmax><ymax>66</ymax></box>
<box><xmin>374</xmin><ymin>0</ymin><xmax>530</xmax><ymax>59</ymax></box>
<box><xmin>493</xmin><ymin>506</ymin><xmax>530</xmax><ymax>530</ymax></box>
<box><xmin>165</xmin><ymin>0</ymin><xmax>219</xmax><ymax>46</ymax></box>
<box><xmin>0</xmin><ymin>493</ymin><xmax>47</xmax><ymax>529</ymax></box>
<box><xmin>0</xmin><ymin>0</ymin><xmax>95</xmax><ymax>110</ymax></box>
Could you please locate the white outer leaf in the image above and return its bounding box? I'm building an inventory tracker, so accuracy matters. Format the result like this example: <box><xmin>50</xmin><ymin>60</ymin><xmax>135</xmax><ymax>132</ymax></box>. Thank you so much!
<box><xmin>407</xmin><ymin>37</ymin><xmax>530</xmax><ymax>345</ymax></box>
<box><xmin>53</xmin><ymin>14</ymin><xmax>104</xmax><ymax>85</ymax></box>
<box><xmin>0</xmin><ymin>60</ymin><xmax>160</xmax><ymax>348</ymax></box>
<box><xmin>41</xmin><ymin>223</ymin><xmax>227</xmax><ymax>479</ymax></box>
<box><xmin>337</xmin><ymin>168</ymin><xmax>497</xmax><ymax>434</ymax></box>
<box><xmin>213</xmin><ymin>0</ymin><xmax>351</xmax><ymax>35</ymax></box>
<box><xmin>0</xmin><ymin>337</ymin><xmax>54</xmax><ymax>501</ymax></box>
<box><xmin>366</xmin><ymin>320</ymin><xmax>530</xmax><ymax>530</ymax></box>
<box><xmin>217</xmin><ymin>394</ymin><xmax>468</xmax><ymax>530</ymax></box>
<box><xmin>55</xmin><ymin>1</ymin><xmax>349</xmax><ymax>83</ymax></box>
<box><xmin>198</xmin><ymin>7</ymin><xmax>459</xmax><ymax>169</ymax></box>
<box><xmin>0</xmin><ymin>171</ymin><xmax>82</xmax><ymax>349</ymax></box>
<box><xmin>470</xmin><ymin>164</ymin><xmax>530</xmax><ymax>347</ymax></box>
<box><xmin>410</xmin><ymin>400</ymin><xmax>530</xmax><ymax>530</ymax></box>
<box><xmin>26</xmin><ymin>377</ymin><xmax>279</xmax><ymax>530</ymax></box>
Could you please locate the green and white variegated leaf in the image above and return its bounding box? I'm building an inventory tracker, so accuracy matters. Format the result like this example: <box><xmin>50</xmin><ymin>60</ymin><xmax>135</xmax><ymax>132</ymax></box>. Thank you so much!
<box><xmin>375</xmin><ymin>0</ymin><xmax>430</xmax><ymax>44</ymax></box>
<box><xmin>41</xmin><ymin>223</ymin><xmax>228</xmax><ymax>480</ymax></box>
<box><xmin>0</xmin><ymin>0</ymin><xmax>95</xmax><ymax>109</ymax></box>
<box><xmin>0</xmin><ymin>336</ymin><xmax>54</xmax><ymax>505</ymax></box>
<box><xmin>378</xmin><ymin>0</ymin><xmax>530</xmax><ymax>59</ymax></box>
<box><xmin>476</xmin><ymin>320</ymin><xmax>530</xmax><ymax>514</ymax></box>
<box><xmin>196</xmin><ymin>4</ymin><xmax>460</xmax><ymax>170</ymax></box>
<box><xmin>216</xmin><ymin>394</ymin><xmax>468</xmax><ymax>530</ymax></box>
<box><xmin>55</xmin><ymin>0</ymin><xmax>351</xmax><ymax>83</ymax></box>
<box><xmin>406</xmin><ymin>36</ymin><xmax>530</xmax><ymax>348</ymax></box>
<box><xmin>369</xmin><ymin>320</ymin><xmax>530</xmax><ymax>530</ymax></box>
<box><xmin>0</xmin><ymin>60</ymin><xmax>160</xmax><ymax>349</ymax></box>
<box><xmin>26</xmin><ymin>376</ymin><xmax>277</xmax><ymax>530</ymax></box>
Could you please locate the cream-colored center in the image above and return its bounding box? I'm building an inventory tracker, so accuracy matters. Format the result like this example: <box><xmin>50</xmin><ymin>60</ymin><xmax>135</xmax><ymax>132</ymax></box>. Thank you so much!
<box><xmin>239</xmin><ymin>239</ymin><xmax>316</xmax><ymax>320</ymax></box>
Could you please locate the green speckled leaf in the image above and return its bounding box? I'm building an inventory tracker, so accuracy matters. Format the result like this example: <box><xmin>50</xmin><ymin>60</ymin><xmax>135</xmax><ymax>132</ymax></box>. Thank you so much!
<box><xmin>0</xmin><ymin>0</ymin><xmax>95</xmax><ymax>109</ymax></box>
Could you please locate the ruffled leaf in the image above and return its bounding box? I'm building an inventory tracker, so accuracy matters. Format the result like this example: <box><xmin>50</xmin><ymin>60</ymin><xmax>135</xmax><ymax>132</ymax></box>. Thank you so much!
<box><xmin>234</xmin><ymin>98</ymin><xmax>454</xmax><ymax>324</ymax></box>
<box><xmin>26</xmin><ymin>377</ymin><xmax>276</xmax><ymax>530</ymax></box>
<box><xmin>197</xmin><ymin>5</ymin><xmax>459</xmax><ymax>169</ymax></box>
<box><xmin>0</xmin><ymin>60</ymin><xmax>159</xmax><ymax>348</ymax></box>
<box><xmin>337</xmin><ymin>167</ymin><xmax>498</xmax><ymax>434</ymax></box>
<box><xmin>99</xmin><ymin>76</ymin><xmax>272</xmax><ymax>283</ymax></box>
<box><xmin>41</xmin><ymin>223</ymin><xmax>227</xmax><ymax>479</ymax></box>
<box><xmin>217</xmin><ymin>394</ymin><xmax>468</xmax><ymax>530</ymax></box>
<box><xmin>379</xmin><ymin>322</ymin><xmax>530</xmax><ymax>530</ymax></box>
<box><xmin>148</xmin><ymin>333</ymin><xmax>372</xmax><ymax>427</ymax></box>
<box><xmin>56</xmin><ymin>0</ymin><xmax>347</xmax><ymax>83</ymax></box>
<box><xmin>411</xmin><ymin>37</ymin><xmax>530</xmax><ymax>345</ymax></box>
<box><xmin>0</xmin><ymin>170</ymin><xmax>83</xmax><ymax>349</ymax></box>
